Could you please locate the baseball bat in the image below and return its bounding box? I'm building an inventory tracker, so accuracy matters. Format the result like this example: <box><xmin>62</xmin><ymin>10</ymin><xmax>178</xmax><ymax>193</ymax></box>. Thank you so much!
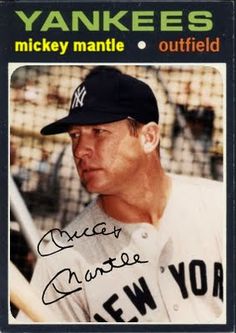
<box><xmin>10</xmin><ymin>261</ymin><xmax>57</xmax><ymax>322</ymax></box>
<box><xmin>10</xmin><ymin>175</ymin><xmax>41</xmax><ymax>257</ymax></box>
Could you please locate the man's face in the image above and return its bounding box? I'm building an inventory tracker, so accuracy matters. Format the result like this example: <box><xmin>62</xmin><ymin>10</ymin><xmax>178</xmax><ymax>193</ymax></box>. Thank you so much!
<box><xmin>68</xmin><ymin>120</ymin><xmax>145</xmax><ymax>194</ymax></box>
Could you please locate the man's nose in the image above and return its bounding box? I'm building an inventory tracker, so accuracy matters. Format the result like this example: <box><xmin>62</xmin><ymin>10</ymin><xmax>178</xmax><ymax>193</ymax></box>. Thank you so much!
<box><xmin>73</xmin><ymin>135</ymin><xmax>93</xmax><ymax>160</ymax></box>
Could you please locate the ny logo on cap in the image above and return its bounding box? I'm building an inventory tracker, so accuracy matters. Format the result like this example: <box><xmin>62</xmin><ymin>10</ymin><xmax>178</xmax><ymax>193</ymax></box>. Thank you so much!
<box><xmin>71</xmin><ymin>85</ymin><xmax>87</xmax><ymax>109</ymax></box>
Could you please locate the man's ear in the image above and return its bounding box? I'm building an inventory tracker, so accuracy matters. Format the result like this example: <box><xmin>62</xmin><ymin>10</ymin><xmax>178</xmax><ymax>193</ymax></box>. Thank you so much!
<box><xmin>140</xmin><ymin>122</ymin><xmax>160</xmax><ymax>153</ymax></box>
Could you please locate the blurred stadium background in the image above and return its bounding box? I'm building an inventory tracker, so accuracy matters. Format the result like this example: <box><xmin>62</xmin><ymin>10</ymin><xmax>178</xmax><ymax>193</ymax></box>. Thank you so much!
<box><xmin>9</xmin><ymin>64</ymin><xmax>224</xmax><ymax>316</ymax></box>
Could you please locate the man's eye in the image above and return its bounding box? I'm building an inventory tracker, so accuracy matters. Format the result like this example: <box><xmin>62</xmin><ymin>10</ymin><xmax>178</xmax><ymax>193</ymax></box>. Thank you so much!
<box><xmin>93</xmin><ymin>128</ymin><xmax>106</xmax><ymax>135</ymax></box>
<box><xmin>69</xmin><ymin>132</ymin><xmax>80</xmax><ymax>139</ymax></box>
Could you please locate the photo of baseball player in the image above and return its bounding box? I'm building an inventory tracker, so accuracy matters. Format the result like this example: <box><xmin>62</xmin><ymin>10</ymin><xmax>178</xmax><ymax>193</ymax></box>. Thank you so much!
<box><xmin>11</xmin><ymin>65</ymin><xmax>225</xmax><ymax>323</ymax></box>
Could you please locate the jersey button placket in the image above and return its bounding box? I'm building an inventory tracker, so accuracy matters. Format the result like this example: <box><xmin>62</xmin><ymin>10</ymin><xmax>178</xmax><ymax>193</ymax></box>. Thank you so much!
<box><xmin>138</xmin><ymin>227</ymin><xmax>154</xmax><ymax>258</ymax></box>
<box><xmin>160</xmin><ymin>266</ymin><xmax>165</xmax><ymax>273</ymax></box>
<box><xmin>173</xmin><ymin>304</ymin><xmax>179</xmax><ymax>311</ymax></box>
<box><xmin>141</xmin><ymin>231</ymin><xmax>148</xmax><ymax>239</ymax></box>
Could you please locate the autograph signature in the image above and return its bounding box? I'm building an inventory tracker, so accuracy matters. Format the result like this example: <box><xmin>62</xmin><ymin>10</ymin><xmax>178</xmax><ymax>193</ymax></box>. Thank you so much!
<box><xmin>37</xmin><ymin>222</ymin><xmax>122</xmax><ymax>256</ymax></box>
<box><xmin>42</xmin><ymin>252</ymin><xmax>148</xmax><ymax>305</ymax></box>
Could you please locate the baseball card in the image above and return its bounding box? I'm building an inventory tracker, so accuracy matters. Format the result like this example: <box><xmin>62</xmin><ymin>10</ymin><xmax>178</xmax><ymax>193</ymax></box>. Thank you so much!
<box><xmin>0</xmin><ymin>1</ymin><xmax>235</xmax><ymax>333</ymax></box>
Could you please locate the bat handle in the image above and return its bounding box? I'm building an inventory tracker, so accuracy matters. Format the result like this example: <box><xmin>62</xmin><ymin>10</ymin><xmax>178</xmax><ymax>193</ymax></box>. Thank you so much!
<box><xmin>10</xmin><ymin>261</ymin><xmax>57</xmax><ymax>322</ymax></box>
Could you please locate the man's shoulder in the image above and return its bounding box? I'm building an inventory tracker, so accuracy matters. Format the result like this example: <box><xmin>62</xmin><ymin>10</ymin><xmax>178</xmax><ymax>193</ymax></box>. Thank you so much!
<box><xmin>64</xmin><ymin>199</ymin><xmax>100</xmax><ymax>232</ymax></box>
<box><xmin>170</xmin><ymin>173</ymin><xmax>223</xmax><ymax>194</ymax></box>
<box><xmin>170</xmin><ymin>173</ymin><xmax>223</xmax><ymax>214</ymax></box>
<box><xmin>167</xmin><ymin>174</ymin><xmax>224</xmax><ymax>238</ymax></box>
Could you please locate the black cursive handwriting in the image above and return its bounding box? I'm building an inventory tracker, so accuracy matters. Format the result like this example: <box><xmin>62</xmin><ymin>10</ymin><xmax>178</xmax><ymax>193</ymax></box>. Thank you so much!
<box><xmin>42</xmin><ymin>252</ymin><xmax>148</xmax><ymax>305</ymax></box>
<box><xmin>85</xmin><ymin>252</ymin><xmax>148</xmax><ymax>282</ymax></box>
<box><xmin>37</xmin><ymin>222</ymin><xmax>122</xmax><ymax>257</ymax></box>
<box><xmin>42</xmin><ymin>268</ymin><xmax>83</xmax><ymax>305</ymax></box>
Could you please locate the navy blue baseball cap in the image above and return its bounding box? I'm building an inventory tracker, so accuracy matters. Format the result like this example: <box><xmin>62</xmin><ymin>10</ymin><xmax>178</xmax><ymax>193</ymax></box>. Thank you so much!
<box><xmin>41</xmin><ymin>66</ymin><xmax>159</xmax><ymax>135</ymax></box>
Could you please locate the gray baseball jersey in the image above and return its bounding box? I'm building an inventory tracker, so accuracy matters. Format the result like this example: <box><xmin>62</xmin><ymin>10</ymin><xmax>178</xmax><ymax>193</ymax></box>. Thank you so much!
<box><xmin>17</xmin><ymin>174</ymin><xmax>224</xmax><ymax>323</ymax></box>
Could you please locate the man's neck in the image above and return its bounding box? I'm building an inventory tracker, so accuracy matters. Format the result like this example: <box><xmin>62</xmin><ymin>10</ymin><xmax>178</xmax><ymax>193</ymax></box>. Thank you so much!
<box><xmin>99</xmin><ymin>169</ymin><xmax>172</xmax><ymax>225</ymax></box>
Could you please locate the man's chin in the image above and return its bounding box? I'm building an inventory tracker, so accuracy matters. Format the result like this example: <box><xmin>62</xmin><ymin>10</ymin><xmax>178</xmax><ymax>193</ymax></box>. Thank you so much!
<box><xmin>81</xmin><ymin>179</ymin><xmax>102</xmax><ymax>194</ymax></box>
<box><xmin>82</xmin><ymin>181</ymin><xmax>113</xmax><ymax>195</ymax></box>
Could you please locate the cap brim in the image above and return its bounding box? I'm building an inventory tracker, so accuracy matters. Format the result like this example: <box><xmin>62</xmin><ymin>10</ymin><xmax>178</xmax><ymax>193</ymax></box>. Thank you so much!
<box><xmin>40</xmin><ymin>109</ymin><xmax>128</xmax><ymax>135</ymax></box>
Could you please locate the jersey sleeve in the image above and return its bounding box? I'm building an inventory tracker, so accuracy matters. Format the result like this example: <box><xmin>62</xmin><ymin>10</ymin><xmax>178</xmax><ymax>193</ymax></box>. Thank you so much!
<box><xmin>200</xmin><ymin>179</ymin><xmax>224</xmax><ymax>260</ymax></box>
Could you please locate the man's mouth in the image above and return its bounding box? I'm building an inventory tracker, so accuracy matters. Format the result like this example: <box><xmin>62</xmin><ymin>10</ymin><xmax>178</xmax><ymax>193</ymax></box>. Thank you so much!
<box><xmin>81</xmin><ymin>168</ymin><xmax>102</xmax><ymax>178</ymax></box>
